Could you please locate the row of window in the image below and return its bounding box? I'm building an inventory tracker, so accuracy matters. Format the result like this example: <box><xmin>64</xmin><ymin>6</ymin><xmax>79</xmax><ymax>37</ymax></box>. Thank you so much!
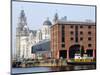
<box><xmin>70</xmin><ymin>31</ymin><xmax>92</xmax><ymax>35</ymax></box>
<box><xmin>70</xmin><ymin>25</ymin><xmax>92</xmax><ymax>29</ymax></box>
<box><xmin>70</xmin><ymin>37</ymin><xmax>92</xmax><ymax>41</ymax></box>
<box><xmin>61</xmin><ymin>43</ymin><xmax>92</xmax><ymax>48</ymax></box>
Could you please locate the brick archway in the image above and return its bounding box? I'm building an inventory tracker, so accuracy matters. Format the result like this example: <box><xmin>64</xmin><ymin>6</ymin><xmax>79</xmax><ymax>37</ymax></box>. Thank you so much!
<box><xmin>69</xmin><ymin>44</ymin><xmax>84</xmax><ymax>59</ymax></box>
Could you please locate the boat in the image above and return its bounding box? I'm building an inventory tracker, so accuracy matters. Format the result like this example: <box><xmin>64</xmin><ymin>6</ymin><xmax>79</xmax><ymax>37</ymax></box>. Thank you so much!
<box><xmin>67</xmin><ymin>53</ymin><xmax>96</xmax><ymax>65</ymax></box>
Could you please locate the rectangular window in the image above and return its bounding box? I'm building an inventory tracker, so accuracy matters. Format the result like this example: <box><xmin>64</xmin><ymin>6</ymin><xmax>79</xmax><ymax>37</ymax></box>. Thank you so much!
<box><xmin>80</xmin><ymin>37</ymin><xmax>83</xmax><ymax>41</ymax></box>
<box><xmin>80</xmin><ymin>26</ymin><xmax>83</xmax><ymax>28</ymax></box>
<box><xmin>70</xmin><ymin>31</ymin><xmax>74</xmax><ymax>35</ymax></box>
<box><xmin>62</xmin><ymin>37</ymin><xmax>65</xmax><ymax>42</ymax></box>
<box><xmin>62</xmin><ymin>25</ymin><xmax>65</xmax><ymax>29</ymax></box>
<box><xmin>62</xmin><ymin>44</ymin><xmax>65</xmax><ymax>48</ymax></box>
<box><xmin>88</xmin><ymin>44</ymin><xmax>92</xmax><ymax>47</ymax></box>
<box><xmin>62</xmin><ymin>25</ymin><xmax>65</xmax><ymax>42</ymax></box>
<box><xmin>88</xmin><ymin>26</ymin><xmax>91</xmax><ymax>29</ymax></box>
<box><xmin>70</xmin><ymin>25</ymin><xmax>73</xmax><ymax>28</ymax></box>
<box><xmin>70</xmin><ymin>37</ymin><xmax>74</xmax><ymax>40</ymax></box>
<box><xmin>80</xmin><ymin>31</ymin><xmax>83</xmax><ymax>35</ymax></box>
<box><xmin>88</xmin><ymin>31</ymin><xmax>91</xmax><ymax>35</ymax></box>
<box><xmin>75</xmin><ymin>26</ymin><xmax>78</xmax><ymax>42</ymax></box>
<box><xmin>88</xmin><ymin>37</ymin><xmax>92</xmax><ymax>41</ymax></box>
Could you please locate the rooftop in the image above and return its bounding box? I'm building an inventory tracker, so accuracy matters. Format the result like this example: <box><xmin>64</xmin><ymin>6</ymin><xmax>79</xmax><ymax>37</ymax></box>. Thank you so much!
<box><xmin>53</xmin><ymin>20</ymin><xmax>95</xmax><ymax>26</ymax></box>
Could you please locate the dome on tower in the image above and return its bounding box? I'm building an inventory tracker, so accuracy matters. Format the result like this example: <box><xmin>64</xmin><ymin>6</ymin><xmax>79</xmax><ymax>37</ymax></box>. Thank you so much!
<box><xmin>21</xmin><ymin>25</ymin><xmax>29</xmax><ymax>36</ymax></box>
<box><xmin>23</xmin><ymin>25</ymin><xmax>29</xmax><ymax>31</ymax></box>
<box><xmin>43</xmin><ymin>18</ymin><xmax>52</xmax><ymax>26</ymax></box>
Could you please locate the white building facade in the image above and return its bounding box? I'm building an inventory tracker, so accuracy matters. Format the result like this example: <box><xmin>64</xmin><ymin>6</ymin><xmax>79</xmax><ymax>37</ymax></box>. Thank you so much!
<box><xmin>16</xmin><ymin>10</ymin><xmax>52</xmax><ymax>60</ymax></box>
<box><xmin>16</xmin><ymin>10</ymin><xmax>35</xmax><ymax>60</ymax></box>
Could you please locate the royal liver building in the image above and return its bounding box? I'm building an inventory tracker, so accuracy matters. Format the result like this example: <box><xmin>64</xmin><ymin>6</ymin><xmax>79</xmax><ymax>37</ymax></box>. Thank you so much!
<box><xmin>16</xmin><ymin>10</ymin><xmax>35</xmax><ymax>60</ymax></box>
<box><xmin>16</xmin><ymin>10</ymin><xmax>52</xmax><ymax>60</ymax></box>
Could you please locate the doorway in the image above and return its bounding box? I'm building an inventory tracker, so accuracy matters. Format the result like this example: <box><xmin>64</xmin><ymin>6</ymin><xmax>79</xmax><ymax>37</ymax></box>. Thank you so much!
<box><xmin>59</xmin><ymin>50</ymin><xmax>67</xmax><ymax>59</ymax></box>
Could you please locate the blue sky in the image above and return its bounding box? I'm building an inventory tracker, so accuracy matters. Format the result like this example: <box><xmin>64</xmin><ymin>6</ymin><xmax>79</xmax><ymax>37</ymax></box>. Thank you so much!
<box><xmin>12</xmin><ymin>1</ymin><xmax>95</xmax><ymax>30</ymax></box>
<box><xmin>12</xmin><ymin>1</ymin><xmax>95</xmax><ymax>55</ymax></box>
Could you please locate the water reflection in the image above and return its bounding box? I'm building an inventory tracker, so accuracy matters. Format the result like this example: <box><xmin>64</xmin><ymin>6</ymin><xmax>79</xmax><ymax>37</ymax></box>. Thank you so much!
<box><xmin>12</xmin><ymin>65</ymin><xmax>96</xmax><ymax>74</ymax></box>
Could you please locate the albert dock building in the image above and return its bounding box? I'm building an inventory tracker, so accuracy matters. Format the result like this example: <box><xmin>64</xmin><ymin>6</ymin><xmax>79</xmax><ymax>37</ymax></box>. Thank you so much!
<box><xmin>51</xmin><ymin>14</ymin><xmax>96</xmax><ymax>60</ymax></box>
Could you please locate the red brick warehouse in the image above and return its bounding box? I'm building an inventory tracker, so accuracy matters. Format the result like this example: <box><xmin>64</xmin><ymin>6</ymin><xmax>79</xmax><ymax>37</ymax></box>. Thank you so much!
<box><xmin>50</xmin><ymin>21</ymin><xmax>96</xmax><ymax>60</ymax></box>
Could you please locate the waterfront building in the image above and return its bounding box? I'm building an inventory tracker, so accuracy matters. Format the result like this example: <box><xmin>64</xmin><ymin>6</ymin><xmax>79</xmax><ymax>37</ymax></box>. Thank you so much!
<box><xmin>51</xmin><ymin>13</ymin><xmax>96</xmax><ymax>60</ymax></box>
<box><xmin>31</xmin><ymin>18</ymin><xmax>52</xmax><ymax>59</ymax></box>
<box><xmin>16</xmin><ymin>10</ymin><xmax>36</xmax><ymax>60</ymax></box>
<box><xmin>35</xmin><ymin>17</ymin><xmax>52</xmax><ymax>42</ymax></box>
<box><xmin>16</xmin><ymin>10</ymin><xmax>52</xmax><ymax>60</ymax></box>
<box><xmin>16</xmin><ymin>10</ymin><xmax>96</xmax><ymax>61</ymax></box>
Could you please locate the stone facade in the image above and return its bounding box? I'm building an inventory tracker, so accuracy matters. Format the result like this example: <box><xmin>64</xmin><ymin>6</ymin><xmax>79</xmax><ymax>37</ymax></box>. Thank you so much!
<box><xmin>16</xmin><ymin>10</ymin><xmax>36</xmax><ymax>60</ymax></box>
<box><xmin>16</xmin><ymin>10</ymin><xmax>52</xmax><ymax>60</ymax></box>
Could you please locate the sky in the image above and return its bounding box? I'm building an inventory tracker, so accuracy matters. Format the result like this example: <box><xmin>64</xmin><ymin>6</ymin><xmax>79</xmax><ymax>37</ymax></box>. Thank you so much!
<box><xmin>12</xmin><ymin>1</ymin><xmax>96</xmax><ymax>56</ymax></box>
